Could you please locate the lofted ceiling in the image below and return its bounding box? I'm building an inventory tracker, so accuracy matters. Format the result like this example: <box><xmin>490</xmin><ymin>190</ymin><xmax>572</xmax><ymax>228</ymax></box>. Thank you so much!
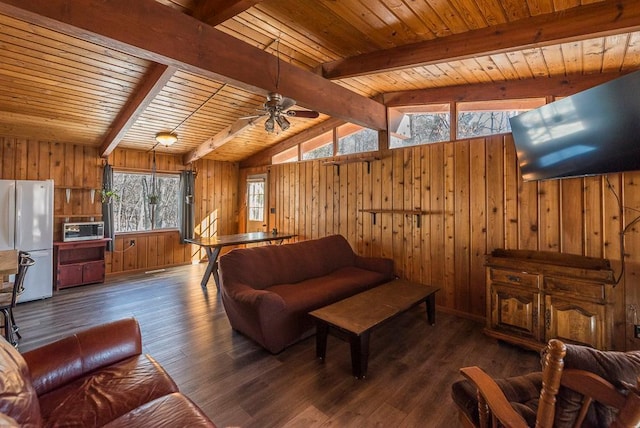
<box><xmin>0</xmin><ymin>0</ymin><xmax>639</xmax><ymax>164</ymax></box>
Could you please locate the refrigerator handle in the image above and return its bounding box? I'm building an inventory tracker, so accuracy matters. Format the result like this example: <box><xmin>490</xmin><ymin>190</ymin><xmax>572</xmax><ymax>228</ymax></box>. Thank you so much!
<box><xmin>2</xmin><ymin>182</ymin><xmax>16</xmax><ymax>248</ymax></box>
<box><xmin>15</xmin><ymin>185</ymin><xmax>22</xmax><ymax>248</ymax></box>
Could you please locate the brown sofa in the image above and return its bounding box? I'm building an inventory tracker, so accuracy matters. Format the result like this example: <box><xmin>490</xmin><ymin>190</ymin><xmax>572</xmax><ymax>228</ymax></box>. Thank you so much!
<box><xmin>218</xmin><ymin>234</ymin><xmax>395</xmax><ymax>353</ymax></box>
<box><xmin>0</xmin><ymin>318</ymin><xmax>216</xmax><ymax>427</ymax></box>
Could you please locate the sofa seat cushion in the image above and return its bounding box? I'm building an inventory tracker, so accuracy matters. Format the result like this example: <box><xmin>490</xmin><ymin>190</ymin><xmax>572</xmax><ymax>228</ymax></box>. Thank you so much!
<box><xmin>451</xmin><ymin>372</ymin><xmax>542</xmax><ymax>427</ymax></box>
<box><xmin>266</xmin><ymin>266</ymin><xmax>391</xmax><ymax>312</ymax></box>
<box><xmin>104</xmin><ymin>393</ymin><xmax>216</xmax><ymax>427</ymax></box>
<box><xmin>38</xmin><ymin>354</ymin><xmax>178</xmax><ymax>427</ymax></box>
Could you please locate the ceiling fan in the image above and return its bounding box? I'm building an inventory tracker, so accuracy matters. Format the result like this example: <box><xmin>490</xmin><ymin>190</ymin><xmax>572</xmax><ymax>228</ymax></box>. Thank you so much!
<box><xmin>245</xmin><ymin>92</ymin><xmax>319</xmax><ymax>133</ymax></box>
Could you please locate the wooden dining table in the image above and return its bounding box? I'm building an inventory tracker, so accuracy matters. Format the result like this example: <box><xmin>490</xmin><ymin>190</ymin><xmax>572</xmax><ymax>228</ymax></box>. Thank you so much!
<box><xmin>186</xmin><ymin>232</ymin><xmax>296</xmax><ymax>288</ymax></box>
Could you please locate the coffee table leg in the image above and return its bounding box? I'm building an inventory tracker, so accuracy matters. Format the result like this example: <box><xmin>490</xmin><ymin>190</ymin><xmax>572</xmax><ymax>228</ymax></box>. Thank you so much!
<box><xmin>350</xmin><ymin>332</ymin><xmax>370</xmax><ymax>379</ymax></box>
<box><xmin>425</xmin><ymin>293</ymin><xmax>436</xmax><ymax>325</ymax></box>
<box><xmin>316</xmin><ymin>322</ymin><xmax>328</xmax><ymax>361</ymax></box>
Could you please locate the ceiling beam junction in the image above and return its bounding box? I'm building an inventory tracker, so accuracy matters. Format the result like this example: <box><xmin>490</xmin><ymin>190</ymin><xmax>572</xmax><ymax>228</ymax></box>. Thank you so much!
<box><xmin>183</xmin><ymin>117</ymin><xmax>259</xmax><ymax>164</ymax></box>
<box><xmin>191</xmin><ymin>0</ymin><xmax>264</xmax><ymax>26</ymax></box>
<box><xmin>99</xmin><ymin>64</ymin><xmax>176</xmax><ymax>158</ymax></box>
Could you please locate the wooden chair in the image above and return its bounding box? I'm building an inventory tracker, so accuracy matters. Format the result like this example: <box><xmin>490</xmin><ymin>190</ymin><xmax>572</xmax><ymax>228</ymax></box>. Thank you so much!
<box><xmin>0</xmin><ymin>252</ymin><xmax>35</xmax><ymax>346</ymax></box>
<box><xmin>453</xmin><ymin>339</ymin><xmax>640</xmax><ymax>428</ymax></box>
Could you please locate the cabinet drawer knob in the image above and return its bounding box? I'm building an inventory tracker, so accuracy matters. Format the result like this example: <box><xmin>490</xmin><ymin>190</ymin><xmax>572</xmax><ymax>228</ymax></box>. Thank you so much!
<box><xmin>506</xmin><ymin>275</ymin><xmax>521</xmax><ymax>283</ymax></box>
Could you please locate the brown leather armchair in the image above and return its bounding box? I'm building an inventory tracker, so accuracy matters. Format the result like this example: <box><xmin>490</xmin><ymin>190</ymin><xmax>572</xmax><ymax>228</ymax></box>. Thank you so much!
<box><xmin>451</xmin><ymin>339</ymin><xmax>640</xmax><ymax>428</ymax></box>
<box><xmin>0</xmin><ymin>318</ymin><xmax>216</xmax><ymax>427</ymax></box>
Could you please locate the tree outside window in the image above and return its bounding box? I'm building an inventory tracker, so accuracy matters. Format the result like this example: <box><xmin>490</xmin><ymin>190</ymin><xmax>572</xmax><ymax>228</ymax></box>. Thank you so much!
<box><xmin>457</xmin><ymin>99</ymin><xmax>546</xmax><ymax>139</ymax></box>
<box><xmin>112</xmin><ymin>171</ymin><xmax>179</xmax><ymax>232</ymax></box>
<box><xmin>389</xmin><ymin>104</ymin><xmax>451</xmax><ymax>148</ymax></box>
<box><xmin>337</xmin><ymin>124</ymin><xmax>378</xmax><ymax>155</ymax></box>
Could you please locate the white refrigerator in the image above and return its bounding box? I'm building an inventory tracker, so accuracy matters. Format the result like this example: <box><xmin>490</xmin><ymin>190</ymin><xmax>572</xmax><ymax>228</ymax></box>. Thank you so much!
<box><xmin>0</xmin><ymin>179</ymin><xmax>54</xmax><ymax>302</ymax></box>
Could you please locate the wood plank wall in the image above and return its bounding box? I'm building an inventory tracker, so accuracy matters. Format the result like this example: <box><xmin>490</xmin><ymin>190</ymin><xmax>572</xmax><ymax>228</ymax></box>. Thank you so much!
<box><xmin>0</xmin><ymin>138</ymin><xmax>240</xmax><ymax>277</ymax></box>
<box><xmin>102</xmin><ymin>152</ymin><xmax>240</xmax><ymax>274</ymax></box>
<box><xmin>0</xmin><ymin>137</ymin><xmax>102</xmax><ymax>238</ymax></box>
<box><xmin>240</xmin><ymin>134</ymin><xmax>640</xmax><ymax>350</ymax></box>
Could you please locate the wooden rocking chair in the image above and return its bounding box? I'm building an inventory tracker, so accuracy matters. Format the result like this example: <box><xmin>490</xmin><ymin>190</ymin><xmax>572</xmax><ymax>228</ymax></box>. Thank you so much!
<box><xmin>453</xmin><ymin>339</ymin><xmax>640</xmax><ymax>428</ymax></box>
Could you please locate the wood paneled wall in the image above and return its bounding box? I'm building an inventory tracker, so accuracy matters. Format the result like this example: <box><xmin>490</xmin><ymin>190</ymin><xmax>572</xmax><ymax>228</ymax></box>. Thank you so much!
<box><xmin>245</xmin><ymin>135</ymin><xmax>640</xmax><ymax>349</ymax></box>
<box><xmin>0</xmin><ymin>139</ymin><xmax>239</xmax><ymax>277</ymax></box>
<box><xmin>0</xmin><ymin>138</ymin><xmax>102</xmax><ymax>239</ymax></box>
<box><xmin>99</xmin><ymin>152</ymin><xmax>239</xmax><ymax>274</ymax></box>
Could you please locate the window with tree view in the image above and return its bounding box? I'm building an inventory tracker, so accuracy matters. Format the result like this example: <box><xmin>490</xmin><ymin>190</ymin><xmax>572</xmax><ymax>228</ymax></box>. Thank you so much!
<box><xmin>388</xmin><ymin>104</ymin><xmax>450</xmax><ymax>148</ymax></box>
<box><xmin>112</xmin><ymin>171</ymin><xmax>179</xmax><ymax>232</ymax></box>
<box><xmin>457</xmin><ymin>99</ymin><xmax>546</xmax><ymax>139</ymax></box>
<box><xmin>337</xmin><ymin>123</ymin><xmax>378</xmax><ymax>155</ymax></box>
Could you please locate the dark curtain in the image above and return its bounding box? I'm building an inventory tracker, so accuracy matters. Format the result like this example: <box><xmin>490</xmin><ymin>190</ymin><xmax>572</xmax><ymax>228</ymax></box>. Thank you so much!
<box><xmin>179</xmin><ymin>170</ymin><xmax>195</xmax><ymax>243</ymax></box>
<box><xmin>102</xmin><ymin>163</ymin><xmax>115</xmax><ymax>251</ymax></box>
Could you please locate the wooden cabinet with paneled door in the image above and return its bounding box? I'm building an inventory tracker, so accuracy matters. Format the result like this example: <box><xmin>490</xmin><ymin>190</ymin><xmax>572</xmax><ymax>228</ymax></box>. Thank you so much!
<box><xmin>485</xmin><ymin>249</ymin><xmax>616</xmax><ymax>351</ymax></box>
<box><xmin>489</xmin><ymin>283</ymin><xmax>542</xmax><ymax>344</ymax></box>
<box><xmin>54</xmin><ymin>239</ymin><xmax>110</xmax><ymax>290</ymax></box>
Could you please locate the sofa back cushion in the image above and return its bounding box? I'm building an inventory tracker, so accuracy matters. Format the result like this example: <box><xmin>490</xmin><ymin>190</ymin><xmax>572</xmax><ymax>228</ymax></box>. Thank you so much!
<box><xmin>554</xmin><ymin>344</ymin><xmax>640</xmax><ymax>427</ymax></box>
<box><xmin>0</xmin><ymin>336</ymin><xmax>43</xmax><ymax>427</ymax></box>
<box><xmin>220</xmin><ymin>235</ymin><xmax>356</xmax><ymax>289</ymax></box>
<box><xmin>23</xmin><ymin>318</ymin><xmax>143</xmax><ymax>396</ymax></box>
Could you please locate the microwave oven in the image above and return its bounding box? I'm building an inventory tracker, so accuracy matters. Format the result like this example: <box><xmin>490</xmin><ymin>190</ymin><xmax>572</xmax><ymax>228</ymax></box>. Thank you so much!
<box><xmin>63</xmin><ymin>221</ymin><xmax>104</xmax><ymax>242</ymax></box>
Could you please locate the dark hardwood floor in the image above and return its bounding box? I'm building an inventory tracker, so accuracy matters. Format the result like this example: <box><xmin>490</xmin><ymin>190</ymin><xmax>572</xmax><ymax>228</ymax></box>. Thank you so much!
<box><xmin>14</xmin><ymin>264</ymin><xmax>541</xmax><ymax>427</ymax></box>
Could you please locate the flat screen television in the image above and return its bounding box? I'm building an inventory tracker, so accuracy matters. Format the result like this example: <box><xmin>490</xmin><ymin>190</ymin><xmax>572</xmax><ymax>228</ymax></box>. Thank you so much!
<box><xmin>509</xmin><ymin>70</ymin><xmax>640</xmax><ymax>181</ymax></box>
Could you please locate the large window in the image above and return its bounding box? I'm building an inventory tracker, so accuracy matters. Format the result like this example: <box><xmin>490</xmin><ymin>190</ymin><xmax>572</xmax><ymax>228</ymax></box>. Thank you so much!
<box><xmin>388</xmin><ymin>104</ymin><xmax>450</xmax><ymax>148</ymax></box>
<box><xmin>112</xmin><ymin>171</ymin><xmax>179</xmax><ymax>232</ymax></box>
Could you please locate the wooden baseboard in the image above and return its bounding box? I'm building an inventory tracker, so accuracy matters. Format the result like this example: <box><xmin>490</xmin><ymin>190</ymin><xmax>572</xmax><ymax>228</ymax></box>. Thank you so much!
<box><xmin>437</xmin><ymin>305</ymin><xmax>486</xmax><ymax>324</ymax></box>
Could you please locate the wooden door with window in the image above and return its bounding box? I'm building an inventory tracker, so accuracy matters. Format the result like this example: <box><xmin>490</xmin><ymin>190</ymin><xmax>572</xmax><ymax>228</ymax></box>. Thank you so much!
<box><xmin>246</xmin><ymin>174</ymin><xmax>267</xmax><ymax>233</ymax></box>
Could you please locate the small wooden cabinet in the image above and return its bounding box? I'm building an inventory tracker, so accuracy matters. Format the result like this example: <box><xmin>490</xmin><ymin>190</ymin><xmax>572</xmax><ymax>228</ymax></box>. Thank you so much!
<box><xmin>485</xmin><ymin>249</ymin><xmax>616</xmax><ymax>351</ymax></box>
<box><xmin>53</xmin><ymin>239</ymin><xmax>110</xmax><ymax>290</ymax></box>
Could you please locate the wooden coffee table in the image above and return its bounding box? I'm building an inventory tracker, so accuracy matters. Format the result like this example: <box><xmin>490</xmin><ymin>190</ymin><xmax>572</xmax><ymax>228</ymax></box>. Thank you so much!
<box><xmin>309</xmin><ymin>279</ymin><xmax>439</xmax><ymax>379</ymax></box>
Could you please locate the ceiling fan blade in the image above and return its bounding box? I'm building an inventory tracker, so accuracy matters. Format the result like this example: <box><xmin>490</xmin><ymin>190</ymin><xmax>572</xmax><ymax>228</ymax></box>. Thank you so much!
<box><xmin>238</xmin><ymin>113</ymin><xmax>265</xmax><ymax>120</ymax></box>
<box><xmin>286</xmin><ymin>110</ymin><xmax>320</xmax><ymax>119</ymax></box>
<box><xmin>280</xmin><ymin>96</ymin><xmax>296</xmax><ymax>110</ymax></box>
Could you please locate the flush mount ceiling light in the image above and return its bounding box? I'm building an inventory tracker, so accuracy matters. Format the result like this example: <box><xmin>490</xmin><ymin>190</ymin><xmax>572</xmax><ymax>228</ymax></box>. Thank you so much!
<box><xmin>155</xmin><ymin>131</ymin><xmax>178</xmax><ymax>146</ymax></box>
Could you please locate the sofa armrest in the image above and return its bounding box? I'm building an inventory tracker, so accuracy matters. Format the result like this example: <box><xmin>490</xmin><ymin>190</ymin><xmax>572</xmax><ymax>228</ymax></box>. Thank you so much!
<box><xmin>354</xmin><ymin>255</ymin><xmax>394</xmax><ymax>277</ymax></box>
<box><xmin>23</xmin><ymin>318</ymin><xmax>143</xmax><ymax>396</ymax></box>
<box><xmin>224</xmin><ymin>282</ymin><xmax>286</xmax><ymax>313</ymax></box>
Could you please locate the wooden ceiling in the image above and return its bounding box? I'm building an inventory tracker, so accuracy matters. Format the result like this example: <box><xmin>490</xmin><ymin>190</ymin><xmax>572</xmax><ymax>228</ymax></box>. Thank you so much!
<box><xmin>0</xmin><ymin>0</ymin><xmax>639</xmax><ymax>164</ymax></box>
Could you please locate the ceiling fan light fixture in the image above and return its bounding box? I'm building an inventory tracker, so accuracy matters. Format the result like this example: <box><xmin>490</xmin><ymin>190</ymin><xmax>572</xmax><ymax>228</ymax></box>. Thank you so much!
<box><xmin>275</xmin><ymin>115</ymin><xmax>290</xmax><ymax>131</ymax></box>
<box><xmin>265</xmin><ymin>116</ymin><xmax>276</xmax><ymax>133</ymax></box>
<box><xmin>155</xmin><ymin>131</ymin><xmax>178</xmax><ymax>146</ymax></box>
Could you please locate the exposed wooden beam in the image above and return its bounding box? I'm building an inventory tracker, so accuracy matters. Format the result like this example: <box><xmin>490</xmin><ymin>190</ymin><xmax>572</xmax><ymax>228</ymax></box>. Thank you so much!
<box><xmin>183</xmin><ymin>117</ymin><xmax>258</xmax><ymax>164</ymax></box>
<box><xmin>320</xmin><ymin>0</ymin><xmax>640</xmax><ymax>79</ymax></box>
<box><xmin>382</xmin><ymin>72</ymin><xmax>631</xmax><ymax>107</ymax></box>
<box><xmin>99</xmin><ymin>63</ymin><xmax>176</xmax><ymax>158</ymax></box>
<box><xmin>191</xmin><ymin>0</ymin><xmax>264</xmax><ymax>26</ymax></box>
<box><xmin>0</xmin><ymin>0</ymin><xmax>386</xmax><ymax>131</ymax></box>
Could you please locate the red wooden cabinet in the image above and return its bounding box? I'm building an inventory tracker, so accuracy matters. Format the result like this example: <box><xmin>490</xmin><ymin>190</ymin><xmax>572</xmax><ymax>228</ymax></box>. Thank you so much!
<box><xmin>53</xmin><ymin>239</ymin><xmax>110</xmax><ymax>290</ymax></box>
